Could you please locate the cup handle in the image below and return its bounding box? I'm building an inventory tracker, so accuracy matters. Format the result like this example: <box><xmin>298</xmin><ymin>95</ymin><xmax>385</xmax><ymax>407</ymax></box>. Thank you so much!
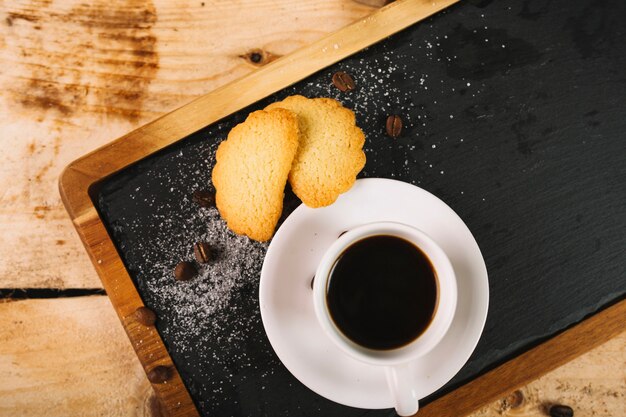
<box><xmin>385</xmin><ymin>363</ymin><xmax>419</xmax><ymax>416</ymax></box>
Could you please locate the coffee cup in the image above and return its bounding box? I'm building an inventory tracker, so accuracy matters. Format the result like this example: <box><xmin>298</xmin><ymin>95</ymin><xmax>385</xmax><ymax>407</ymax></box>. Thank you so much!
<box><xmin>313</xmin><ymin>222</ymin><xmax>457</xmax><ymax>416</ymax></box>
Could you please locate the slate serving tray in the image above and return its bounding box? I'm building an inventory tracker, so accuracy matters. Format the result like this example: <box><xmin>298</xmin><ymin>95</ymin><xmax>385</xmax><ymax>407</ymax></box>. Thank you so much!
<box><xmin>62</xmin><ymin>0</ymin><xmax>626</xmax><ymax>416</ymax></box>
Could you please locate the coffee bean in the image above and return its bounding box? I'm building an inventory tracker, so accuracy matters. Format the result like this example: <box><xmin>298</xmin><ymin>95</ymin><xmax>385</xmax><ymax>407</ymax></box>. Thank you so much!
<box><xmin>174</xmin><ymin>261</ymin><xmax>197</xmax><ymax>281</ymax></box>
<box><xmin>193</xmin><ymin>242</ymin><xmax>211</xmax><ymax>264</ymax></box>
<box><xmin>386</xmin><ymin>115</ymin><xmax>402</xmax><ymax>137</ymax></box>
<box><xmin>332</xmin><ymin>71</ymin><xmax>356</xmax><ymax>92</ymax></box>
<box><xmin>192</xmin><ymin>190</ymin><xmax>215</xmax><ymax>208</ymax></box>
<box><xmin>134</xmin><ymin>306</ymin><xmax>157</xmax><ymax>326</ymax></box>
<box><xmin>147</xmin><ymin>365</ymin><xmax>171</xmax><ymax>383</ymax></box>
<box><xmin>549</xmin><ymin>405</ymin><xmax>573</xmax><ymax>417</ymax></box>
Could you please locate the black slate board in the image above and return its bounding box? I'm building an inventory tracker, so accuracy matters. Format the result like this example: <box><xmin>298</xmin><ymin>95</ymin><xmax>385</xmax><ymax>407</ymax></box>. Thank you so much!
<box><xmin>95</xmin><ymin>0</ymin><xmax>626</xmax><ymax>415</ymax></box>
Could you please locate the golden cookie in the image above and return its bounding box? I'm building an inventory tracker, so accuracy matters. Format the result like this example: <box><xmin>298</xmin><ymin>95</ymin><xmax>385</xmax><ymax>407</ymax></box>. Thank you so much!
<box><xmin>265</xmin><ymin>95</ymin><xmax>366</xmax><ymax>208</ymax></box>
<box><xmin>212</xmin><ymin>108</ymin><xmax>299</xmax><ymax>241</ymax></box>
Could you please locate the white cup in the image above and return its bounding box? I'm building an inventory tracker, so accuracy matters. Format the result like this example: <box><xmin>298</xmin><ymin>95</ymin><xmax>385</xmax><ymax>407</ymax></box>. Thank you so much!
<box><xmin>313</xmin><ymin>222</ymin><xmax>457</xmax><ymax>416</ymax></box>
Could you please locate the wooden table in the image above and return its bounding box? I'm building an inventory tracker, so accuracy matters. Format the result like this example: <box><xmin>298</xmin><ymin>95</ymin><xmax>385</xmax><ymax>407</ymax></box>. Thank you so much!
<box><xmin>0</xmin><ymin>1</ymin><xmax>624</xmax><ymax>416</ymax></box>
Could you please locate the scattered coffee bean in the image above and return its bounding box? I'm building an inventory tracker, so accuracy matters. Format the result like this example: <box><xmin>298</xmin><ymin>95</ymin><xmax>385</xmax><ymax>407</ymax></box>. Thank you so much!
<box><xmin>386</xmin><ymin>115</ymin><xmax>402</xmax><ymax>138</ymax></box>
<box><xmin>549</xmin><ymin>405</ymin><xmax>573</xmax><ymax>417</ymax></box>
<box><xmin>174</xmin><ymin>261</ymin><xmax>197</xmax><ymax>281</ymax></box>
<box><xmin>147</xmin><ymin>365</ymin><xmax>171</xmax><ymax>383</ymax></box>
<box><xmin>134</xmin><ymin>306</ymin><xmax>157</xmax><ymax>326</ymax></box>
<box><xmin>193</xmin><ymin>242</ymin><xmax>212</xmax><ymax>264</ymax></box>
<box><xmin>192</xmin><ymin>190</ymin><xmax>215</xmax><ymax>208</ymax></box>
<box><xmin>332</xmin><ymin>71</ymin><xmax>356</xmax><ymax>92</ymax></box>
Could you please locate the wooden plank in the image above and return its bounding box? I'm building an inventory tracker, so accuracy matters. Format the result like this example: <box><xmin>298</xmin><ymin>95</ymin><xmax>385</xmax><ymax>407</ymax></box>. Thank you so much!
<box><xmin>3</xmin><ymin>0</ymin><xmax>624</xmax><ymax>415</ymax></box>
<box><xmin>0</xmin><ymin>0</ymin><xmax>372</xmax><ymax>288</ymax></box>
<box><xmin>0</xmin><ymin>296</ymin><xmax>156</xmax><ymax>417</ymax></box>
<box><xmin>0</xmin><ymin>296</ymin><xmax>624</xmax><ymax>417</ymax></box>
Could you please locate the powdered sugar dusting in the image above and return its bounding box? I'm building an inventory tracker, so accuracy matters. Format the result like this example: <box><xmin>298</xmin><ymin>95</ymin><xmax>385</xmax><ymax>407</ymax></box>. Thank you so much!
<box><xmin>140</xmin><ymin>208</ymin><xmax>267</xmax><ymax>349</ymax></box>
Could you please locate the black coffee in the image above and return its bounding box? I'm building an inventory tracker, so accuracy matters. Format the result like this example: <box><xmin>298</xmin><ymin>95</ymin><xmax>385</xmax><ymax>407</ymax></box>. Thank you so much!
<box><xmin>326</xmin><ymin>235</ymin><xmax>438</xmax><ymax>350</ymax></box>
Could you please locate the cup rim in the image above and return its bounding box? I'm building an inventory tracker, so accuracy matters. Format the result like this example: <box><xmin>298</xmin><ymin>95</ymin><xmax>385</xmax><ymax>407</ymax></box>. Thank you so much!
<box><xmin>313</xmin><ymin>221</ymin><xmax>458</xmax><ymax>366</ymax></box>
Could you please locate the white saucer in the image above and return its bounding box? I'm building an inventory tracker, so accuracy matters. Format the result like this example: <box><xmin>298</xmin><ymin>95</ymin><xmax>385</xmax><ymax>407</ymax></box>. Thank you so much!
<box><xmin>259</xmin><ymin>178</ymin><xmax>489</xmax><ymax>409</ymax></box>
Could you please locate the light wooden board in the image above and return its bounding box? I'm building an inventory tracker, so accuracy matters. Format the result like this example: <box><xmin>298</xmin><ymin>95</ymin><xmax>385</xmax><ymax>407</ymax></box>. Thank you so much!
<box><xmin>0</xmin><ymin>296</ymin><xmax>155</xmax><ymax>417</ymax></box>
<box><xmin>2</xmin><ymin>0</ymin><xmax>625</xmax><ymax>415</ymax></box>
<box><xmin>54</xmin><ymin>0</ymin><xmax>626</xmax><ymax>413</ymax></box>
<box><xmin>0</xmin><ymin>296</ymin><xmax>623</xmax><ymax>417</ymax></box>
<box><xmin>0</xmin><ymin>0</ymin><xmax>372</xmax><ymax>288</ymax></box>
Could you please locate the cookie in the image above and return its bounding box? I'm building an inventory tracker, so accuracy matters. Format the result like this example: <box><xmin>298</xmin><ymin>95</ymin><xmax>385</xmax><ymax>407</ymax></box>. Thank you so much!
<box><xmin>211</xmin><ymin>108</ymin><xmax>299</xmax><ymax>241</ymax></box>
<box><xmin>265</xmin><ymin>95</ymin><xmax>366</xmax><ymax>208</ymax></box>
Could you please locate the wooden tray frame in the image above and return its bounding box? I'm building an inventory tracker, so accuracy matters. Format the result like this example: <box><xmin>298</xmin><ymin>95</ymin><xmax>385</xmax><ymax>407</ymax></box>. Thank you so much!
<box><xmin>59</xmin><ymin>0</ymin><xmax>626</xmax><ymax>415</ymax></box>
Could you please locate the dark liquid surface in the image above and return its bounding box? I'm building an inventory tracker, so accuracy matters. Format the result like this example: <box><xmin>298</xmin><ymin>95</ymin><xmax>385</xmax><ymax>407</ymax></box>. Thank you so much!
<box><xmin>326</xmin><ymin>235</ymin><xmax>438</xmax><ymax>350</ymax></box>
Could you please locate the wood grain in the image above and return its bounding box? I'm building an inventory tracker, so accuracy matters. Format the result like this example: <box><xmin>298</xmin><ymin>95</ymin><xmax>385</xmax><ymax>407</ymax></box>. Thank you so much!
<box><xmin>1</xmin><ymin>296</ymin><xmax>624</xmax><ymax>417</ymax></box>
<box><xmin>0</xmin><ymin>0</ymin><xmax>373</xmax><ymax>288</ymax></box>
<box><xmin>3</xmin><ymin>0</ymin><xmax>625</xmax><ymax>416</ymax></box>
<box><xmin>0</xmin><ymin>296</ymin><xmax>156</xmax><ymax>417</ymax></box>
<box><xmin>352</xmin><ymin>0</ymin><xmax>395</xmax><ymax>7</ymax></box>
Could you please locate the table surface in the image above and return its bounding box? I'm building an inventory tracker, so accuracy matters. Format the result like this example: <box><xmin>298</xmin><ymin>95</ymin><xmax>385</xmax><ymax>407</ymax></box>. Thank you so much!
<box><xmin>0</xmin><ymin>1</ymin><xmax>624</xmax><ymax>416</ymax></box>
